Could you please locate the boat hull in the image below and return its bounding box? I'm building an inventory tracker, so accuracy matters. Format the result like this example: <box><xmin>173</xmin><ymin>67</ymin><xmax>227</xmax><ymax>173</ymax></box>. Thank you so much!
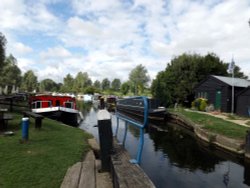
<box><xmin>32</xmin><ymin>108</ymin><xmax>79</xmax><ymax>126</ymax></box>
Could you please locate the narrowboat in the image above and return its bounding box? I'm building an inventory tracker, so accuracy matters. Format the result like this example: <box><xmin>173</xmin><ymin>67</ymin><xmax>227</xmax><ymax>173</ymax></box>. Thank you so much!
<box><xmin>106</xmin><ymin>95</ymin><xmax>117</xmax><ymax>112</ymax></box>
<box><xmin>30</xmin><ymin>93</ymin><xmax>81</xmax><ymax>126</ymax></box>
<box><xmin>116</xmin><ymin>97</ymin><xmax>167</xmax><ymax>122</ymax></box>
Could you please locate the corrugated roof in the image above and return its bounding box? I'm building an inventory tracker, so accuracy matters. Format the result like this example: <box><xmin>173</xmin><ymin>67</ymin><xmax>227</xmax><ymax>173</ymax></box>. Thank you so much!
<box><xmin>212</xmin><ymin>75</ymin><xmax>250</xmax><ymax>87</ymax></box>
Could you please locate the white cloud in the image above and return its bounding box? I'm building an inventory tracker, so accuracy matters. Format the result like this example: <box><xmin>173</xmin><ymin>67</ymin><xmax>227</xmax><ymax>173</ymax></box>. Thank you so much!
<box><xmin>17</xmin><ymin>58</ymin><xmax>36</xmax><ymax>74</ymax></box>
<box><xmin>12</xmin><ymin>42</ymin><xmax>33</xmax><ymax>55</ymax></box>
<box><xmin>71</xmin><ymin>0</ymin><xmax>120</xmax><ymax>14</ymax></box>
<box><xmin>1</xmin><ymin>0</ymin><xmax>250</xmax><ymax>83</ymax></box>
<box><xmin>40</xmin><ymin>46</ymin><xmax>71</xmax><ymax>59</ymax></box>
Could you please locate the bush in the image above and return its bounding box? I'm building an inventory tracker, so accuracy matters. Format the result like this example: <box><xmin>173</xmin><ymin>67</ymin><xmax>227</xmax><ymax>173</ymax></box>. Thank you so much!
<box><xmin>200</xmin><ymin>99</ymin><xmax>207</xmax><ymax>111</ymax></box>
<box><xmin>192</xmin><ymin>98</ymin><xmax>208</xmax><ymax>111</ymax></box>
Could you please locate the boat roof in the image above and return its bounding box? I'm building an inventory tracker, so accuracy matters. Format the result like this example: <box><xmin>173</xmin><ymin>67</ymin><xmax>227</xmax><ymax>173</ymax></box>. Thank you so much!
<box><xmin>33</xmin><ymin>94</ymin><xmax>75</xmax><ymax>99</ymax></box>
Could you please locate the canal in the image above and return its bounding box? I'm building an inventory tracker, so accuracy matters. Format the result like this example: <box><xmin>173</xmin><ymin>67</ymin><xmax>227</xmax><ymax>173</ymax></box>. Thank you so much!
<box><xmin>79</xmin><ymin>106</ymin><xmax>250</xmax><ymax>188</ymax></box>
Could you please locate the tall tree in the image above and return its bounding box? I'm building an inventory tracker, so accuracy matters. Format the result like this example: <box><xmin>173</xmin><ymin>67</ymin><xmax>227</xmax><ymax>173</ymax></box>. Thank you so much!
<box><xmin>0</xmin><ymin>32</ymin><xmax>6</xmax><ymax>73</ymax></box>
<box><xmin>73</xmin><ymin>72</ymin><xmax>92</xmax><ymax>93</ymax></box>
<box><xmin>0</xmin><ymin>54</ymin><xmax>22</xmax><ymax>88</ymax></box>
<box><xmin>129</xmin><ymin>64</ymin><xmax>150</xmax><ymax>95</ymax></box>
<box><xmin>61</xmin><ymin>74</ymin><xmax>74</xmax><ymax>92</ymax></box>
<box><xmin>39</xmin><ymin>79</ymin><xmax>59</xmax><ymax>92</ymax></box>
<box><xmin>121</xmin><ymin>81</ymin><xmax>130</xmax><ymax>95</ymax></box>
<box><xmin>101</xmin><ymin>78</ymin><xmax>110</xmax><ymax>91</ymax></box>
<box><xmin>93</xmin><ymin>80</ymin><xmax>101</xmax><ymax>89</ymax></box>
<box><xmin>111</xmin><ymin>78</ymin><xmax>121</xmax><ymax>91</ymax></box>
<box><xmin>21</xmin><ymin>70</ymin><xmax>38</xmax><ymax>92</ymax></box>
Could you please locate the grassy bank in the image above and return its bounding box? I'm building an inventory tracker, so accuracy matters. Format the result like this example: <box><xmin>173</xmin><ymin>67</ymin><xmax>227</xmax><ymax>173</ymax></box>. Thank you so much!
<box><xmin>0</xmin><ymin>113</ymin><xmax>91</xmax><ymax>188</ymax></box>
<box><xmin>173</xmin><ymin>109</ymin><xmax>249</xmax><ymax>139</ymax></box>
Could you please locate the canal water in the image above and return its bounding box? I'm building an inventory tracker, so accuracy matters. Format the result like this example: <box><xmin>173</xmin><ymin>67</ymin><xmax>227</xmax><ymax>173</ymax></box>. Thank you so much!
<box><xmin>79</xmin><ymin>107</ymin><xmax>250</xmax><ymax>188</ymax></box>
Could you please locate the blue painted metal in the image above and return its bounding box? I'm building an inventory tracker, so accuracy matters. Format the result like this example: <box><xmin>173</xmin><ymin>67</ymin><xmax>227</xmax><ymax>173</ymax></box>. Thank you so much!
<box><xmin>122</xmin><ymin>121</ymin><xmax>128</xmax><ymax>146</ymax></box>
<box><xmin>115</xmin><ymin>96</ymin><xmax>149</xmax><ymax>164</ymax></box>
<box><xmin>115</xmin><ymin>116</ymin><xmax>119</xmax><ymax>137</ymax></box>
<box><xmin>22</xmin><ymin>117</ymin><xmax>29</xmax><ymax>140</ymax></box>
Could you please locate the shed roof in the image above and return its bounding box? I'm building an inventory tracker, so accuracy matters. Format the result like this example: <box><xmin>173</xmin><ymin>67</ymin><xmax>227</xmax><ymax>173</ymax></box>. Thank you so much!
<box><xmin>212</xmin><ymin>75</ymin><xmax>250</xmax><ymax>87</ymax></box>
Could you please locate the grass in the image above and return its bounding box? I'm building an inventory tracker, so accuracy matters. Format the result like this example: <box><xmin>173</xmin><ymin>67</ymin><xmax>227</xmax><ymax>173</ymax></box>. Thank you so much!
<box><xmin>173</xmin><ymin>109</ymin><xmax>249</xmax><ymax>140</ymax></box>
<box><xmin>0</xmin><ymin>113</ymin><xmax>92</xmax><ymax>188</ymax></box>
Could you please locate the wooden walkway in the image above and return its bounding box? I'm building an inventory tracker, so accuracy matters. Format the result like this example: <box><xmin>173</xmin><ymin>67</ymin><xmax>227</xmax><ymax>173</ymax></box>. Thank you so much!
<box><xmin>60</xmin><ymin>138</ymin><xmax>155</xmax><ymax>188</ymax></box>
<box><xmin>60</xmin><ymin>138</ymin><xmax>112</xmax><ymax>188</ymax></box>
<box><xmin>111</xmin><ymin>140</ymin><xmax>155</xmax><ymax>188</ymax></box>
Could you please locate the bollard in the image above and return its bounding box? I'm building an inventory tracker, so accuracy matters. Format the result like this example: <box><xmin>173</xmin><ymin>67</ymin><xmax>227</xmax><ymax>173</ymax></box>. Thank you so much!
<box><xmin>22</xmin><ymin>117</ymin><xmax>29</xmax><ymax>141</ymax></box>
<box><xmin>97</xmin><ymin>109</ymin><xmax>113</xmax><ymax>172</ymax></box>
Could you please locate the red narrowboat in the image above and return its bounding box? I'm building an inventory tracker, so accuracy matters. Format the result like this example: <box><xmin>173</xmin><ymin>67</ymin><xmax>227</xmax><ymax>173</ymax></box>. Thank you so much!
<box><xmin>30</xmin><ymin>94</ymin><xmax>81</xmax><ymax>126</ymax></box>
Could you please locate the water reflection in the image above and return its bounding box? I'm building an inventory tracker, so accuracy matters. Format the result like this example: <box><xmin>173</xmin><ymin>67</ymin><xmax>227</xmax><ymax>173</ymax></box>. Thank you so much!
<box><xmin>77</xmin><ymin>101</ymin><xmax>92</xmax><ymax>117</ymax></box>
<box><xmin>79</xmin><ymin>106</ymin><xmax>250</xmax><ymax>188</ymax></box>
<box><xmin>147</xmin><ymin>124</ymin><xmax>223</xmax><ymax>172</ymax></box>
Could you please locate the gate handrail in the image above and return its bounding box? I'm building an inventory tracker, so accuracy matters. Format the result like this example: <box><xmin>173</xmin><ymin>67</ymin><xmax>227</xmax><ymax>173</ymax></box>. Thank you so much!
<box><xmin>115</xmin><ymin>96</ymin><xmax>149</xmax><ymax>164</ymax></box>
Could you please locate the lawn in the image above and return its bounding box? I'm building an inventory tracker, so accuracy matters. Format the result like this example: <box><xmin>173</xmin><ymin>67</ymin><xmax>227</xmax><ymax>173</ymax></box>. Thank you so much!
<box><xmin>174</xmin><ymin>109</ymin><xmax>249</xmax><ymax>139</ymax></box>
<box><xmin>0</xmin><ymin>113</ymin><xmax>91</xmax><ymax>188</ymax></box>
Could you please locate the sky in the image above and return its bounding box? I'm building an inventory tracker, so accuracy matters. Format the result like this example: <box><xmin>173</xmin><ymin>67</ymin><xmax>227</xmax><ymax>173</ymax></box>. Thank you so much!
<box><xmin>1</xmin><ymin>0</ymin><xmax>250</xmax><ymax>83</ymax></box>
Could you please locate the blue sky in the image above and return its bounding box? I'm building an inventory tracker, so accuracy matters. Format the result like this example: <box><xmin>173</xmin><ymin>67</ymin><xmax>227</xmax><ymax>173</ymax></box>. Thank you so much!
<box><xmin>1</xmin><ymin>0</ymin><xmax>250</xmax><ymax>83</ymax></box>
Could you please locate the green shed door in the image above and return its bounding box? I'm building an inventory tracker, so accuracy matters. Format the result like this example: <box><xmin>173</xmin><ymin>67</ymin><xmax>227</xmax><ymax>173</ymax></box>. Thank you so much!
<box><xmin>215</xmin><ymin>91</ymin><xmax>221</xmax><ymax>110</ymax></box>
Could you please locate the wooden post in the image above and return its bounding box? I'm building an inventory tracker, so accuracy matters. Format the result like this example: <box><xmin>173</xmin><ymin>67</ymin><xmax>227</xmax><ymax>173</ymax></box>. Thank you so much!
<box><xmin>97</xmin><ymin>109</ymin><xmax>113</xmax><ymax>172</ymax></box>
<box><xmin>246</xmin><ymin>131</ymin><xmax>250</xmax><ymax>158</ymax></box>
<box><xmin>9</xmin><ymin>97</ymin><xmax>13</xmax><ymax>112</ymax></box>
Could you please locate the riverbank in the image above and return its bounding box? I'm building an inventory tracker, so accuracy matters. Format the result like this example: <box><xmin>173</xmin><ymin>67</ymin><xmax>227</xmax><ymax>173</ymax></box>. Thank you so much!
<box><xmin>167</xmin><ymin>109</ymin><xmax>249</xmax><ymax>157</ymax></box>
<box><xmin>0</xmin><ymin>112</ymin><xmax>91</xmax><ymax>188</ymax></box>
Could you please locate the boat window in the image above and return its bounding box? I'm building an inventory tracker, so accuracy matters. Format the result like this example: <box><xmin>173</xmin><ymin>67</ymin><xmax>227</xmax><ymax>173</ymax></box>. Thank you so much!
<box><xmin>65</xmin><ymin>102</ymin><xmax>73</xmax><ymax>108</ymax></box>
<box><xmin>36</xmin><ymin>101</ymin><xmax>41</xmax><ymax>108</ymax></box>
<box><xmin>48</xmin><ymin>101</ymin><xmax>51</xmax><ymax>107</ymax></box>
<box><xmin>56</xmin><ymin>100</ymin><xmax>60</xmax><ymax>106</ymax></box>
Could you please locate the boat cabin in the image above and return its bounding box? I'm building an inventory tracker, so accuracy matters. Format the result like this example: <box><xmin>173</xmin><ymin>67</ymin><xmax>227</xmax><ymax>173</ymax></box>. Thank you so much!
<box><xmin>31</xmin><ymin>95</ymin><xmax>77</xmax><ymax>110</ymax></box>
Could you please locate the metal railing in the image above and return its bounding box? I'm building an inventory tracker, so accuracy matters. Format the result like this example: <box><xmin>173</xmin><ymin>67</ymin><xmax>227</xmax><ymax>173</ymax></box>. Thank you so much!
<box><xmin>115</xmin><ymin>96</ymin><xmax>148</xmax><ymax>164</ymax></box>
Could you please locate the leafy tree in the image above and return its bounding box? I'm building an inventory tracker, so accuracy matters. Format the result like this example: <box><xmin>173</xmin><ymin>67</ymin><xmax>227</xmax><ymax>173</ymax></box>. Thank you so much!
<box><xmin>0</xmin><ymin>54</ymin><xmax>22</xmax><ymax>88</ymax></box>
<box><xmin>61</xmin><ymin>74</ymin><xmax>74</xmax><ymax>92</ymax></box>
<box><xmin>21</xmin><ymin>70</ymin><xmax>38</xmax><ymax>92</ymax></box>
<box><xmin>129</xmin><ymin>64</ymin><xmax>150</xmax><ymax>95</ymax></box>
<box><xmin>93</xmin><ymin>80</ymin><xmax>101</xmax><ymax>89</ymax></box>
<box><xmin>111</xmin><ymin>78</ymin><xmax>121</xmax><ymax>91</ymax></box>
<box><xmin>39</xmin><ymin>79</ymin><xmax>59</xmax><ymax>92</ymax></box>
<box><xmin>121</xmin><ymin>81</ymin><xmax>130</xmax><ymax>95</ymax></box>
<box><xmin>85</xmin><ymin>86</ymin><xmax>99</xmax><ymax>94</ymax></box>
<box><xmin>151</xmin><ymin>53</ymin><xmax>247</xmax><ymax>107</ymax></box>
<box><xmin>0</xmin><ymin>32</ymin><xmax>6</xmax><ymax>73</ymax></box>
<box><xmin>101</xmin><ymin>78</ymin><xmax>110</xmax><ymax>91</ymax></box>
<box><xmin>73</xmin><ymin>72</ymin><xmax>92</xmax><ymax>93</ymax></box>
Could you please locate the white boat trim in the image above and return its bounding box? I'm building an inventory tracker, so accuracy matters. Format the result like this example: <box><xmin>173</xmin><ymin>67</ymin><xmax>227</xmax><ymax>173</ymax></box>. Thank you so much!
<box><xmin>32</xmin><ymin>106</ymin><xmax>79</xmax><ymax>114</ymax></box>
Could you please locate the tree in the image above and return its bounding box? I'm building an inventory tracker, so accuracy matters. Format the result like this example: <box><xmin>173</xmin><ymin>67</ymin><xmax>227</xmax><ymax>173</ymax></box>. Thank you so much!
<box><xmin>21</xmin><ymin>70</ymin><xmax>38</xmax><ymax>92</ymax></box>
<box><xmin>129</xmin><ymin>64</ymin><xmax>150</xmax><ymax>95</ymax></box>
<box><xmin>61</xmin><ymin>74</ymin><xmax>74</xmax><ymax>92</ymax></box>
<box><xmin>93</xmin><ymin>80</ymin><xmax>101</xmax><ymax>89</ymax></box>
<box><xmin>85</xmin><ymin>86</ymin><xmax>99</xmax><ymax>94</ymax></box>
<box><xmin>101</xmin><ymin>78</ymin><xmax>110</xmax><ymax>91</ymax></box>
<box><xmin>0</xmin><ymin>32</ymin><xmax>7</xmax><ymax>73</ymax></box>
<box><xmin>111</xmin><ymin>78</ymin><xmax>121</xmax><ymax>91</ymax></box>
<box><xmin>151</xmin><ymin>53</ymin><xmax>247</xmax><ymax>107</ymax></box>
<box><xmin>39</xmin><ymin>79</ymin><xmax>59</xmax><ymax>92</ymax></box>
<box><xmin>0</xmin><ymin>54</ymin><xmax>22</xmax><ymax>88</ymax></box>
<box><xmin>73</xmin><ymin>72</ymin><xmax>92</xmax><ymax>93</ymax></box>
<box><xmin>121</xmin><ymin>81</ymin><xmax>130</xmax><ymax>95</ymax></box>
